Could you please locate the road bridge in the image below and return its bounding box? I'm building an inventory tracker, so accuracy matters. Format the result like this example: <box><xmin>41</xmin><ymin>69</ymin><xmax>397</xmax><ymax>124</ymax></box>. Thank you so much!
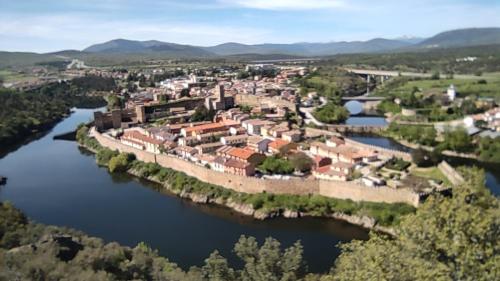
<box><xmin>341</xmin><ymin>96</ymin><xmax>385</xmax><ymax>102</ymax></box>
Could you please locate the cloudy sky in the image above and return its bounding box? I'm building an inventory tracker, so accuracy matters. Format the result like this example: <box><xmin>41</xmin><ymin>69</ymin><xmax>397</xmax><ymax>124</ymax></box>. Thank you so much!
<box><xmin>1</xmin><ymin>0</ymin><xmax>499</xmax><ymax>52</ymax></box>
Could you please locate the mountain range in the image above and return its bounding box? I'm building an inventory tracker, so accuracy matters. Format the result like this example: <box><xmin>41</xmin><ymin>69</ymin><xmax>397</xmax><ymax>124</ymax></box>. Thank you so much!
<box><xmin>2</xmin><ymin>27</ymin><xmax>500</xmax><ymax>68</ymax></box>
<box><xmin>79</xmin><ymin>27</ymin><xmax>500</xmax><ymax>57</ymax></box>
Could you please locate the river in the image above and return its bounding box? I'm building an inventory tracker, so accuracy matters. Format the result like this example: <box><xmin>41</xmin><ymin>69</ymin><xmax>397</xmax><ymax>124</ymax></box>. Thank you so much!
<box><xmin>349</xmin><ymin>134</ymin><xmax>500</xmax><ymax>196</ymax></box>
<box><xmin>343</xmin><ymin>100</ymin><xmax>388</xmax><ymax>126</ymax></box>
<box><xmin>0</xmin><ymin>108</ymin><xmax>368</xmax><ymax>273</ymax></box>
<box><xmin>344</xmin><ymin>101</ymin><xmax>499</xmax><ymax>195</ymax></box>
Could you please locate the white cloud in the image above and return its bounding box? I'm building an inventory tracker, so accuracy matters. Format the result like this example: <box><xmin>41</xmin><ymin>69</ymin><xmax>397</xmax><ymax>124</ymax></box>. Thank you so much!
<box><xmin>217</xmin><ymin>0</ymin><xmax>346</xmax><ymax>10</ymax></box>
<box><xmin>0</xmin><ymin>13</ymin><xmax>272</xmax><ymax>52</ymax></box>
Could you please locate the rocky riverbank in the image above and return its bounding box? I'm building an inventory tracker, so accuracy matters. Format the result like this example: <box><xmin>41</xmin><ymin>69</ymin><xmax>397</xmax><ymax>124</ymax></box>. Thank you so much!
<box><xmin>125</xmin><ymin>167</ymin><xmax>395</xmax><ymax>235</ymax></box>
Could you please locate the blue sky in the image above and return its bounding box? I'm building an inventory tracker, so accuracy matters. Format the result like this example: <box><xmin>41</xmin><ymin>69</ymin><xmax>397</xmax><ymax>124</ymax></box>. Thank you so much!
<box><xmin>1</xmin><ymin>0</ymin><xmax>499</xmax><ymax>52</ymax></box>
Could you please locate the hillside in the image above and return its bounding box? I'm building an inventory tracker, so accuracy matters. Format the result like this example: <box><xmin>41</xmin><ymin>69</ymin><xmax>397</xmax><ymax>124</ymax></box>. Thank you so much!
<box><xmin>83</xmin><ymin>39</ymin><xmax>214</xmax><ymax>57</ymax></box>
<box><xmin>417</xmin><ymin>27</ymin><xmax>500</xmax><ymax>48</ymax></box>
<box><xmin>204</xmin><ymin>39</ymin><xmax>411</xmax><ymax>56</ymax></box>
<box><xmin>0</xmin><ymin>52</ymin><xmax>67</xmax><ymax>68</ymax></box>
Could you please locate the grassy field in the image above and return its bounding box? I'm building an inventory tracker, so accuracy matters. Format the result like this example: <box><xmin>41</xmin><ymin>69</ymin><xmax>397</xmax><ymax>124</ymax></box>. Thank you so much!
<box><xmin>376</xmin><ymin>73</ymin><xmax>500</xmax><ymax>99</ymax></box>
<box><xmin>410</xmin><ymin>167</ymin><xmax>451</xmax><ymax>187</ymax></box>
<box><xmin>0</xmin><ymin>69</ymin><xmax>38</xmax><ymax>84</ymax></box>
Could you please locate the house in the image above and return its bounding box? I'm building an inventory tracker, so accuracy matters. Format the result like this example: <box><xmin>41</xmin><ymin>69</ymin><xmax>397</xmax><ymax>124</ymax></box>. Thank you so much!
<box><xmin>242</xmin><ymin>119</ymin><xmax>275</xmax><ymax>135</ymax></box>
<box><xmin>247</xmin><ymin>136</ymin><xmax>272</xmax><ymax>153</ymax></box>
<box><xmin>209</xmin><ymin>156</ymin><xmax>255</xmax><ymax>176</ymax></box>
<box><xmin>216</xmin><ymin>146</ymin><xmax>265</xmax><ymax>166</ymax></box>
<box><xmin>196</xmin><ymin>131</ymin><xmax>228</xmax><ymax>143</ymax></box>
<box><xmin>121</xmin><ymin>130</ymin><xmax>164</xmax><ymax>154</ymax></box>
<box><xmin>174</xmin><ymin>146</ymin><xmax>198</xmax><ymax>159</ymax></box>
<box><xmin>146</xmin><ymin>127</ymin><xmax>177</xmax><ymax>142</ymax></box>
<box><xmin>330</xmin><ymin>161</ymin><xmax>354</xmax><ymax>175</ymax></box>
<box><xmin>197</xmin><ymin>154</ymin><xmax>215</xmax><ymax>166</ymax></box>
<box><xmin>229</xmin><ymin>126</ymin><xmax>247</xmax><ymax>136</ymax></box>
<box><xmin>313</xmin><ymin>156</ymin><xmax>332</xmax><ymax>169</ymax></box>
<box><xmin>313</xmin><ymin>166</ymin><xmax>350</xmax><ymax>181</ymax></box>
<box><xmin>268</xmin><ymin>125</ymin><xmax>290</xmax><ymax>138</ymax></box>
<box><xmin>309</xmin><ymin>142</ymin><xmax>377</xmax><ymax>164</ymax></box>
<box><xmin>211</xmin><ymin>156</ymin><xmax>226</xmax><ymax>173</ymax></box>
<box><xmin>268</xmin><ymin>139</ymin><xmax>297</xmax><ymax>154</ymax></box>
<box><xmin>195</xmin><ymin>142</ymin><xmax>225</xmax><ymax>154</ymax></box>
<box><xmin>180</xmin><ymin>120</ymin><xmax>239</xmax><ymax>137</ymax></box>
<box><xmin>362</xmin><ymin>176</ymin><xmax>386</xmax><ymax>187</ymax></box>
<box><xmin>282</xmin><ymin>130</ymin><xmax>302</xmax><ymax>142</ymax></box>
<box><xmin>224</xmin><ymin>159</ymin><xmax>255</xmax><ymax>176</ymax></box>
<box><xmin>326</xmin><ymin>136</ymin><xmax>345</xmax><ymax>148</ymax></box>
<box><xmin>221</xmin><ymin>134</ymin><xmax>249</xmax><ymax>146</ymax></box>
<box><xmin>178</xmin><ymin>136</ymin><xmax>198</xmax><ymax>147</ymax></box>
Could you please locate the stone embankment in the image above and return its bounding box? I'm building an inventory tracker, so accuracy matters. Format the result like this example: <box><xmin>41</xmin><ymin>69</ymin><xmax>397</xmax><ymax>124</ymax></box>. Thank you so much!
<box><xmin>126</xmin><ymin>168</ymin><xmax>388</xmax><ymax>232</ymax></box>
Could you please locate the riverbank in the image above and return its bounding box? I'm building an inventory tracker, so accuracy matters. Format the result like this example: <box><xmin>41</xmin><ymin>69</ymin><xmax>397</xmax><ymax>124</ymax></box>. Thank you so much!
<box><xmin>77</xmin><ymin>125</ymin><xmax>411</xmax><ymax>234</ymax></box>
<box><xmin>375</xmin><ymin>129</ymin><xmax>490</xmax><ymax>161</ymax></box>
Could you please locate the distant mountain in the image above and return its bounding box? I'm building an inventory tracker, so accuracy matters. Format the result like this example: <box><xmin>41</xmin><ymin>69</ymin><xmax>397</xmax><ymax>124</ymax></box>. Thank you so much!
<box><xmin>83</xmin><ymin>39</ymin><xmax>213</xmax><ymax>57</ymax></box>
<box><xmin>2</xmin><ymin>27</ymin><xmax>500</xmax><ymax>68</ymax></box>
<box><xmin>204</xmin><ymin>39</ymin><xmax>412</xmax><ymax>56</ymax></box>
<box><xmin>417</xmin><ymin>28</ymin><xmax>500</xmax><ymax>48</ymax></box>
<box><xmin>393</xmin><ymin>36</ymin><xmax>426</xmax><ymax>45</ymax></box>
<box><xmin>79</xmin><ymin>28</ymin><xmax>500</xmax><ymax>58</ymax></box>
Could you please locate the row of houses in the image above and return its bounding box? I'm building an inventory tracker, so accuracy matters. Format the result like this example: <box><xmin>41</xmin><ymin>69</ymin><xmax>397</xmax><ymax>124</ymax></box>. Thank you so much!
<box><xmin>309</xmin><ymin>136</ymin><xmax>379</xmax><ymax>182</ymax></box>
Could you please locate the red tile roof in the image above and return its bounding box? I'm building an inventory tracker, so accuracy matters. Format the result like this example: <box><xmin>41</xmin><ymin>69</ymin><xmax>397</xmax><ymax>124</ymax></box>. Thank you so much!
<box><xmin>123</xmin><ymin>130</ymin><xmax>163</xmax><ymax>145</ymax></box>
<box><xmin>269</xmin><ymin>139</ymin><xmax>290</xmax><ymax>150</ymax></box>
<box><xmin>227</xmin><ymin>147</ymin><xmax>256</xmax><ymax>160</ymax></box>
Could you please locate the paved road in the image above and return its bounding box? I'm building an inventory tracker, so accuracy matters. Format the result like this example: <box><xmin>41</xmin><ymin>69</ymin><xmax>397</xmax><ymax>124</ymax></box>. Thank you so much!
<box><xmin>299</xmin><ymin>97</ymin><xmax>327</xmax><ymax>126</ymax></box>
<box><xmin>345</xmin><ymin>68</ymin><xmax>480</xmax><ymax>80</ymax></box>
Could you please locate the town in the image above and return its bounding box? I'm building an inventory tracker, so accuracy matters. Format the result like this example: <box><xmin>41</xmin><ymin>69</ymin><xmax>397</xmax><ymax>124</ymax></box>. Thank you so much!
<box><xmin>1</xmin><ymin>1</ymin><xmax>499</xmax><ymax>278</ymax></box>
<box><xmin>64</xmin><ymin>61</ymin><xmax>498</xmax><ymax>207</ymax></box>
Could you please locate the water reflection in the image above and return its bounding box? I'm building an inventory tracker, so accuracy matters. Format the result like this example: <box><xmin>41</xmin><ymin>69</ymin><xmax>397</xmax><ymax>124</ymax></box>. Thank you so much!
<box><xmin>0</xmin><ymin>108</ymin><xmax>368</xmax><ymax>273</ymax></box>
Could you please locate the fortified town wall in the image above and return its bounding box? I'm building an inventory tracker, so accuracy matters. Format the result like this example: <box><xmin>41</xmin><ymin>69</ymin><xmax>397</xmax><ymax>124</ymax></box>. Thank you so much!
<box><xmin>438</xmin><ymin>161</ymin><xmax>465</xmax><ymax>186</ymax></box>
<box><xmin>92</xmin><ymin>129</ymin><xmax>420</xmax><ymax>206</ymax></box>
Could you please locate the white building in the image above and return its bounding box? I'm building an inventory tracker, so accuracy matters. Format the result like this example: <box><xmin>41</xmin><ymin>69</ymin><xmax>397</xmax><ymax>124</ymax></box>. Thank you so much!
<box><xmin>447</xmin><ymin>84</ymin><xmax>456</xmax><ymax>101</ymax></box>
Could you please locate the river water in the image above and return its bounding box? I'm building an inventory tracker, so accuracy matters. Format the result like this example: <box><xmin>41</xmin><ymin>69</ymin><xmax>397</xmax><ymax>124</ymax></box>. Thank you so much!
<box><xmin>344</xmin><ymin>101</ymin><xmax>499</xmax><ymax>195</ymax></box>
<box><xmin>0</xmin><ymin>108</ymin><xmax>368</xmax><ymax>273</ymax></box>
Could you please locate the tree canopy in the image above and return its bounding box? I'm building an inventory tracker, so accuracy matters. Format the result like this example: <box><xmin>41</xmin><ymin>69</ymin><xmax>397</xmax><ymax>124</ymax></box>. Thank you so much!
<box><xmin>329</xmin><ymin>168</ymin><xmax>499</xmax><ymax>281</ymax></box>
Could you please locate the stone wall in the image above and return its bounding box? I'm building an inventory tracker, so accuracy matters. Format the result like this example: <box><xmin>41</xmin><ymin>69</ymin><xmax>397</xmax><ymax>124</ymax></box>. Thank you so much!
<box><xmin>234</xmin><ymin>94</ymin><xmax>297</xmax><ymax>112</ymax></box>
<box><xmin>92</xmin><ymin>129</ymin><xmax>420</xmax><ymax>206</ymax></box>
<box><xmin>318</xmin><ymin>181</ymin><xmax>420</xmax><ymax>206</ymax></box>
<box><xmin>438</xmin><ymin>161</ymin><xmax>465</xmax><ymax>186</ymax></box>
<box><xmin>326</xmin><ymin>125</ymin><xmax>387</xmax><ymax>134</ymax></box>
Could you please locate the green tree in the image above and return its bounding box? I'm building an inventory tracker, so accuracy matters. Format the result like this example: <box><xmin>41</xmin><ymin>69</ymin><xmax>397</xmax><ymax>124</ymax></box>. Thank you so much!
<box><xmin>107</xmin><ymin>95</ymin><xmax>121</xmax><ymax>109</ymax></box>
<box><xmin>312</xmin><ymin>102</ymin><xmax>349</xmax><ymax>124</ymax></box>
<box><xmin>108</xmin><ymin>153</ymin><xmax>134</xmax><ymax>173</ymax></box>
<box><xmin>440</xmin><ymin>128</ymin><xmax>473</xmax><ymax>153</ymax></box>
<box><xmin>411</xmin><ymin>148</ymin><xmax>441</xmax><ymax>167</ymax></box>
<box><xmin>202</xmin><ymin>250</ymin><xmax>235</xmax><ymax>281</ymax></box>
<box><xmin>190</xmin><ymin>105</ymin><xmax>215</xmax><ymax>122</ymax></box>
<box><xmin>258</xmin><ymin>156</ymin><xmax>294</xmax><ymax>175</ymax></box>
<box><xmin>289</xmin><ymin>152</ymin><xmax>314</xmax><ymax>173</ymax></box>
<box><xmin>331</xmin><ymin>168</ymin><xmax>499</xmax><ymax>281</ymax></box>
<box><xmin>235</xmin><ymin>236</ymin><xmax>305</xmax><ymax>281</ymax></box>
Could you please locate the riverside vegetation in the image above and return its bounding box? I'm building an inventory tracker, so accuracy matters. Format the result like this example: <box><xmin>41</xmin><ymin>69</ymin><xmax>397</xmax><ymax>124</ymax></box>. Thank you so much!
<box><xmin>76</xmin><ymin>125</ymin><xmax>415</xmax><ymax>227</ymax></box>
<box><xmin>1</xmin><ymin>157</ymin><xmax>497</xmax><ymax>280</ymax></box>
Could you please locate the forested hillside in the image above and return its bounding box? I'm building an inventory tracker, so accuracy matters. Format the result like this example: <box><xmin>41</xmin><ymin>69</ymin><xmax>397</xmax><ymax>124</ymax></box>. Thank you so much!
<box><xmin>0</xmin><ymin>75</ymin><xmax>111</xmax><ymax>146</ymax></box>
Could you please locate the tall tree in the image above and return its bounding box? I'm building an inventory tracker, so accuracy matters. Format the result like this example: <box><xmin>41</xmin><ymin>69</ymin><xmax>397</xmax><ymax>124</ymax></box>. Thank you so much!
<box><xmin>329</xmin><ymin>168</ymin><xmax>499</xmax><ymax>281</ymax></box>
